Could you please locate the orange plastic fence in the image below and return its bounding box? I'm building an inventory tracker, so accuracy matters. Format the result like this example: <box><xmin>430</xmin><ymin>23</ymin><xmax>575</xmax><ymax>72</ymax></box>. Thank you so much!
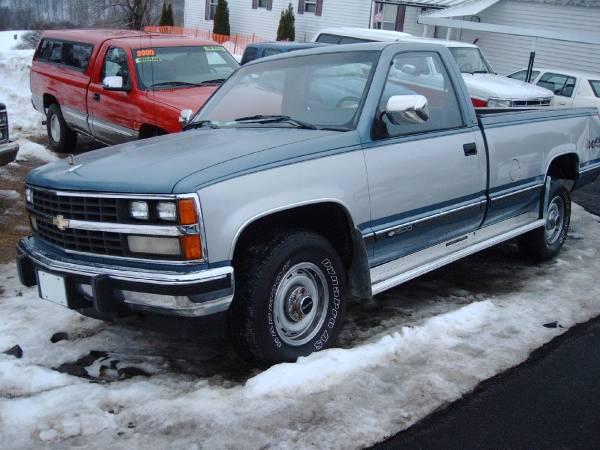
<box><xmin>144</xmin><ymin>26</ymin><xmax>269</xmax><ymax>55</ymax></box>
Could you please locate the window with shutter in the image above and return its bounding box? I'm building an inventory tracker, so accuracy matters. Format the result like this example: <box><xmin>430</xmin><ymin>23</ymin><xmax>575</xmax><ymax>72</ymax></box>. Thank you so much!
<box><xmin>298</xmin><ymin>0</ymin><xmax>305</xmax><ymax>14</ymax></box>
<box><xmin>315</xmin><ymin>0</ymin><xmax>323</xmax><ymax>16</ymax></box>
<box><xmin>304</xmin><ymin>0</ymin><xmax>316</xmax><ymax>13</ymax></box>
<box><xmin>258</xmin><ymin>0</ymin><xmax>267</xmax><ymax>7</ymax></box>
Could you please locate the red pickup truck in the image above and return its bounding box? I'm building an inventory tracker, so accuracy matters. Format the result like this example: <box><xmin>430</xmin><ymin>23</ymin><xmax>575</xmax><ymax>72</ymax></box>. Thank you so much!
<box><xmin>30</xmin><ymin>30</ymin><xmax>239</xmax><ymax>152</ymax></box>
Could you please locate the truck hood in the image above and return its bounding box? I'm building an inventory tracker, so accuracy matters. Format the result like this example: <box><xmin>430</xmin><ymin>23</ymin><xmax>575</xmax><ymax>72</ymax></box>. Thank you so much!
<box><xmin>463</xmin><ymin>73</ymin><xmax>554</xmax><ymax>100</ymax></box>
<box><xmin>150</xmin><ymin>85</ymin><xmax>219</xmax><ymax>112</ymax></box>
<box><xmin>26</xmin><ymin>127</ymin><xmax>355</xmax><ymax>194</ymax></box>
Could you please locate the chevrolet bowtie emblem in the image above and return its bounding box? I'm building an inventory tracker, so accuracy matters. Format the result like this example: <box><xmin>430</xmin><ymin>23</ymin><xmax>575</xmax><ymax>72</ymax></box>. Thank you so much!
<box><xmin>52</xmin><ymin>215</ymin><xmax>70</xmax><ymax>231</ymax></box>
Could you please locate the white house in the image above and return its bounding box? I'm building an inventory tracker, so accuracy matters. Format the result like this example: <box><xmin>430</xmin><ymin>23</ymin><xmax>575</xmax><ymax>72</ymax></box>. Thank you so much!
<box><xmin>184</xmin><ymin>0</ymin><xmax>600</xmax><ymax>74</ymax></box>
<box><xmin>184</xmin><ymin>0</ymin><xmax>373</xmax><ymax>42</ymax></box>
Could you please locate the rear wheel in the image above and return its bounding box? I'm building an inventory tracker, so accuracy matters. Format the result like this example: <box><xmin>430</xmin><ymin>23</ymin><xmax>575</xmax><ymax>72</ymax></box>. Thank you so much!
<box><xmin>229</xmin><ymin>230</ymin><xmax>347</xmax><ymax>366</ymax></box>
<box><xmin>46</xmin><ymin>103</ymin><xmax>77</xmax><ymax>153</ymax></box>
<box><xmin>518</xmin><ymin>180</ymin><xmax>571</xmax><ymax>261</ymax></box>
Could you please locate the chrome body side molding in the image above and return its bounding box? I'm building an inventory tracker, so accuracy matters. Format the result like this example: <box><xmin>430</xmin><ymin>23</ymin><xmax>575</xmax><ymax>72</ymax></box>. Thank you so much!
<box><xmin>371</xmin><ymin>214</ymin><xmax>543</xmax><ymax>295</ymax></box>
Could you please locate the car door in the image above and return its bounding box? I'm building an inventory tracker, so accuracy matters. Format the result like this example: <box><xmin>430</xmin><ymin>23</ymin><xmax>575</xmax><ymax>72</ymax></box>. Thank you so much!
<box><xmin>364</xmin><ymin>51</ymin><xmax>487</xmax><ymax>267</ymax></box>
<box><xmin>536</xmin><ymin>72</ymin><xmax>576</xmax><ymax>107</ymax></box>
<box><xmin>87</xmin><ymin>45</ymin><xmax>139</xmax><ymax>144</ymax></box>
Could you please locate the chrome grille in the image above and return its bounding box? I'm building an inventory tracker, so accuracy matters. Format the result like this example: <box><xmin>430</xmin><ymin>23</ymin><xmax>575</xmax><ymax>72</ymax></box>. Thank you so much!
<box><xmin>510</xmin><ymin>98</ymin><xmax>552</xmax><ymax>107</ymax></box>
<box><xmin>35</xmin><ymin>215</ymin><xmax>124</xmax><ymax>256</ymax></box>
<box><xmin>28</xmin><ymin>187</ymin><xmax>126</xmax><ymax>256</ymax></box>
<box><xmin>31</xmin><ymin>189</ymin><xmax>118</xmax><ymax>222</ymax></box>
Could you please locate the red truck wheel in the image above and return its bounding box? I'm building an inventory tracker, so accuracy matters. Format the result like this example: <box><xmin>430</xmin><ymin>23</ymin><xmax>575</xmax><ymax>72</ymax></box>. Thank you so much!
<box><xmin>46</xmin><ymin>104</ymin><xmax>77</xmax><ymax>153</ymax></box>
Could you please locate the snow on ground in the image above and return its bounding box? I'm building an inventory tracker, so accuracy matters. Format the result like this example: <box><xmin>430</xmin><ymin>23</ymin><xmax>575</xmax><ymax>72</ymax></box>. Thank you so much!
<box><xmin>0</xmin><ymin>31</ymin><xmax>57</xmax><ymax>163</ymax></box>
<box><xmin>1</xmin><ymin>205</ymin><xmax>600</xmax><ymax>449</ymax></box>
<box><xmin>0</xmin><ymin>30</ymin><xmax>28</xmax><ymax>52</ymax></box>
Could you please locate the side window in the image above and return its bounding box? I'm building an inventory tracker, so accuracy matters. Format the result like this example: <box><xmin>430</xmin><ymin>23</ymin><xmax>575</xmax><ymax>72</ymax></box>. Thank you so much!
<box><xmin>36</xmin><ymin>39</ymin><xmax>53</xmax><ymax>60</ymax></box>
<box><xmin>536</xmin><ymin>72</ymin><xmax>574</xmax><ymax>97</ymax></box>
<box><xmin>263</xmin><ymin>48</ymin><xmax>283</xmax><ymax>57</ymax></box>
<box><xmin>241</xmin><ymin>47</ymin><xmax>258</xmax><ymax>64</ymax></box>
<box><xmin>102</xmin><ymin>47</ymin><xmax>130</xmax><ymax>86</ymax></box>
<box><xmin>49</xmin><ymin>40</ymin><xmax>63</xmax><ymax>63</ymax></box>
<box><xmin>376</xmin><ymin>52</ymin><xmax>463</xmax><ymax>138</ymax></box>
<box><xmin>339</xmin><ymin>36</ymin><xmax>371</xmax><ymax>44</ymax></box>
<box><xmin>315</xmin><ymin>34</ymin><xmax>340</xmax><ymax>44</ymax></box>
<box><xmin>71</xmin><ymin>43</ymin><xmax>93</xmax><ymax>70</ymax></box>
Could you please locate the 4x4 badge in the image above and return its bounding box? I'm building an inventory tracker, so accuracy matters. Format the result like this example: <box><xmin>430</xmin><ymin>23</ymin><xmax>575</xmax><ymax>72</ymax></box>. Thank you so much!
<box><xmin>52</xmin><ymin>215</ymin><xmax>70</xmax><ymax>231</ymax></box>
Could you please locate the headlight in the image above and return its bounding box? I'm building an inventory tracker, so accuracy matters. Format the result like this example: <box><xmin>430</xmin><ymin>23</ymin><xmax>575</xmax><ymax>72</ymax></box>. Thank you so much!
<box><xmin>157</xmin><ymin>201</ymin><xmax>177</xmax><ymax>221</ymax></box>
<box><xmin>487</xmin><ymin>99</ymin><xmax>511</xmax><ymax>108</ymax></box>
<box><xmin>129</xmin><ymin>201</ymin><xmax>149</xmax><ymax>220</ymax></box>
<box><xmin>0</xmin><ymin>112</ymin><xmax>7</xmax><ymax>126</ymax></box>
<box><xmin>127</xmin><ymin>236</ymin><xmax>181</xmax><ymax>255</ymax></box>
<box><xmin>25</xmin><ymin>188</ymin><xmax>33</xmax><ymax>203</ymax></box>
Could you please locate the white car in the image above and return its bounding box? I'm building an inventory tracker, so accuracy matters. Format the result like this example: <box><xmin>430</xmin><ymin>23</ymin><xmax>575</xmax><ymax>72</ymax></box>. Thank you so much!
<box><xmin>508</xmin><ymin>68</ymin><xmax>600</xmax><ymax>109</ymax></box>
<box><xmin>313</xmin><ymin>28</ymin><xmax>554</xmax><ymax>108</ymax></box>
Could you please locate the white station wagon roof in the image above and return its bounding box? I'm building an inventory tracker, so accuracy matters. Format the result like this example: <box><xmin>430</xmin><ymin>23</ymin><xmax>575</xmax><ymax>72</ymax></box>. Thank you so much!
<box><xmin>515</xmin><ymin>67</ymin><xmax>600</xmax><ymax>80</ymax></box>
<box><xmin>314</xmin><ymin>27</ymin><xmax>478</xmax><ymax>48</ymax></box>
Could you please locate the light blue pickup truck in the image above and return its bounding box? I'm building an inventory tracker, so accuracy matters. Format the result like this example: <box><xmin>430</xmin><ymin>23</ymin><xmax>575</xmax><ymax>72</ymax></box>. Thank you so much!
<box><xmin>17</xmin><ymin>42</ymin><xmax>600</xmax><ymax>365</ymax></box>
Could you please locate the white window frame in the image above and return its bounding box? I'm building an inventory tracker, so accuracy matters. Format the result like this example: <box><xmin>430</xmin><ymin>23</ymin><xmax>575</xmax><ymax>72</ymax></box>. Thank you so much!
<box><xmin>304</xmin><ymin>0</ymin><xmax>317</xmax><ymax>13</ymax></box>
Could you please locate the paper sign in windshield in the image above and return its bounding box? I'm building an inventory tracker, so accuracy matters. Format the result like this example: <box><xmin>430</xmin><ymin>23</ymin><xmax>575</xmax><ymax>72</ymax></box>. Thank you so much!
<box><xmin>204</xmin><ymin>46</ymin><xmax>225</xmax><ymax>52</ymax></box>
<box><xmin>135</xmin><ymin>56</ymin><xmax>160</xmax><ymax>63</ymax></box>
<box><xmin>136</xmin><ymin>49</ymin><xmax>156</xmax><ymax>57</ymax></box>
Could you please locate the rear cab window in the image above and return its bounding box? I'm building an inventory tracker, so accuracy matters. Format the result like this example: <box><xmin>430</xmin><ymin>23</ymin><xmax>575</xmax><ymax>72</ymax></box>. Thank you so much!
<box><xmin>241</xmin><ymin>46</ymin><xmax>258</xmax><ymax>64</ymax></box>
<box><xmin>375</xmin><ymin>51</ymin><xmax>464</xmax><ymax>139</ymax></box>
<box><xmin>35</xmin><ymin>38</ymin><xmax>93</xmax><ymax>71</ymax></box>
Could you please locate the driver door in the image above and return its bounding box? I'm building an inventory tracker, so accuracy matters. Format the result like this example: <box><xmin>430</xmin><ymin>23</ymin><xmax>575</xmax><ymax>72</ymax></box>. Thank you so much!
<box><xmin>364</xmin><ymin>51</ymin><xmax>487</xmax><ymax>267</ymax></box>
<box><xmin>88</xmin><ymin>45</ymin><xmax>140</xmax><ymax>144</ymax></box>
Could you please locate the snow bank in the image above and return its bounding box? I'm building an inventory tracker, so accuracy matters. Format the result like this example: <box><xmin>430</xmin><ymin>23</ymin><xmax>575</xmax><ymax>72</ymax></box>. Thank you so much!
<box><xmin>1</xmin><ymin>205</ymin><xmax>599</xmax><ymax>449</ymax></box>
<box><xmin>0</xmin><ymin>49</ymin><xmax>44</xmax><ymax>139</ymax></box>
<box><xmin>0</xmin><ymin>30</ymin><xmax>27</xmax><ymax>52</ymax></box>
<box><xmin>16</xmin><ymin>138</ymin><xmax>58</xmax><ymax>162</ymax></box>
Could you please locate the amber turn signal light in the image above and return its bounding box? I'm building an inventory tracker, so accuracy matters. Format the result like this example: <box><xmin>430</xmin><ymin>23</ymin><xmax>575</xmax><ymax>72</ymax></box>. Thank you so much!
<box><xmin>178</xmin><ymin>198</ymin><xmax>198</xmax><ymax>225</ymax></box>
<box><xmin>180</xmin><ymin>234</ymin><xmax>202</xmax><ymax>260</ymax></box>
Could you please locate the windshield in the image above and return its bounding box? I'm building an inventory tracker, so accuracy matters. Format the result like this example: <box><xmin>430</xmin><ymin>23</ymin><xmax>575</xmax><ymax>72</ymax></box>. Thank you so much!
<box><xmin>192</xmin><ymin>51</ymin><xmax>379</xmax><ymax>130</ymax></box>
<box><xmin>134</xmin><ymin>46</ymin><xmax>239</xmax><ymax>90</ymax></box>
<box><xmin>448</xmin><ymin>47</ymin><xmax>492</xmax><ymax>74</ymax></box>
<box><xmin>590</xmin><ymin>80</ymin><xmax>600</xmax><ymax>98</ymax></box>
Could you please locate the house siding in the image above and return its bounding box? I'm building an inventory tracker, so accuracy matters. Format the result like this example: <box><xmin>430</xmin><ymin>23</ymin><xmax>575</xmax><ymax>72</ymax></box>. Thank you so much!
<box><xmin>407</xmin><ymin>1</ymin><xmax>600</xmax><ymax>75</ymax></box>
<box><xmin>184</xmin><ymin>0</ymin><xmax>373</xmax><ymax>42</ymax></box>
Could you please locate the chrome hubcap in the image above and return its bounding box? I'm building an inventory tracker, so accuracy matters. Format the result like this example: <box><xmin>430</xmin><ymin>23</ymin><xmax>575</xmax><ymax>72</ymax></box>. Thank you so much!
<box><xmin>545</xmin><ymin>196</ymin><xmax>565</xmax><ymax>245</ymax></box>
<box><xmin>273</xmin><ymin>262</ymin><xmax>329</xmax><ymax>346</ymax></box>
<box><xmin>50</xmin><ymin>114</ymin><xmax>61</xmax><ymax>142</ymax></box>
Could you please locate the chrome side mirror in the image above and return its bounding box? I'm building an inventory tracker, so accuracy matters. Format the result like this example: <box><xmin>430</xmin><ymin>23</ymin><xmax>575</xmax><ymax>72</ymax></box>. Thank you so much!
<box><xmin>102</xmin><ymin>76</ymin><xmax>129</xmax><ymax>92</ymax></box>
<box><xmin>179</xmin><ymin>109</ymin><xmax>194</xmax><ymax>126</ymax></box>
<box><xmin>385</xmin><ymin>94</ymin><xmax>429</xmax><ymax>125</ymax></box>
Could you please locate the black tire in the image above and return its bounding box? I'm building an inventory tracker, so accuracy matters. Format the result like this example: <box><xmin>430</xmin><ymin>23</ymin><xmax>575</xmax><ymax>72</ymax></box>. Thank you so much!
<box><xmin>229</xmin><ymin>230</ymin><xmax>347</xmax><ymax>367</ymax></box>
<box><xmin>518</xmin><ymin>180</ymin><xmax>571</xmax><ymax>262</ymax></box>
<box><xmin>46</xmin><ymin>103</ymin><xmax>77</xmax><ymax>153</ymax></box>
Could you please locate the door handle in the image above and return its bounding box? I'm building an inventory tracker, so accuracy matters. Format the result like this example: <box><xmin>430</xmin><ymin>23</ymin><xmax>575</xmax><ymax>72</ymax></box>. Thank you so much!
<box><xmin>93</xmin><ymin>93</ymin><xmax>101</xmax><ymax>101</ymax></box>
<box><xmin>463</xmin><ymin>142</ymin><xmax>478</xmax><ymax>156</ymax></box>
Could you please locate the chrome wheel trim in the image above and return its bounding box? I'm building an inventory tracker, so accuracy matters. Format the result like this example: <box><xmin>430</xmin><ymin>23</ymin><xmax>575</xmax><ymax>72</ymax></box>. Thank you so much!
<box><xmin>273</xmin><ymin>262</ymin><xmax>329</xmax><ymax>347</ymax></box>
<box><xmin>50</xmin><ymin>114</ymin><xmax>61</xmax><ymax>142</ymax></box>
<box><xmin>545</xmin><ymin>196</ymin><xmax>565</xmax><ymax>245</ymax></box>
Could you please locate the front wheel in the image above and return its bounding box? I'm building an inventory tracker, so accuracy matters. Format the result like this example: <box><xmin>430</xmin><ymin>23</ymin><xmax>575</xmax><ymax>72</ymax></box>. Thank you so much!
<box><xmin>229</xmin><ymin>230</ymin><xmax>347</xmax><ymax>366</ymax></box>
<box><xmin>518</xmin><ymin>180</ymin><xmax>571</xmax><ymax>261</ymax></box>
<box><xmin>46</xmin><ymin>103</ymin><xmax>77</xmax><ymax>153</ymax></box>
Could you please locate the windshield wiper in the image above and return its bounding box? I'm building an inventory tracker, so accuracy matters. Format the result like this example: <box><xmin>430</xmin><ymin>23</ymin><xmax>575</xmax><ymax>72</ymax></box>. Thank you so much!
<box><xmin>198</xmin><ymin>78</ymin><xmax>228</xmax><ymax>85</ymax></box>
<box><xmin>185</xmin><ymin>120</ymin><xmax>220</xmax><ymax>130</ymax></box>
<box><xmin>150</xmin><ymin>81</ymin><xmax>201</xmax><ymax>88</ymax></box>
<box><xmin>234</xmin><ymin>114</ymin><xmax>318</xmax><ymax>130</ymax></box>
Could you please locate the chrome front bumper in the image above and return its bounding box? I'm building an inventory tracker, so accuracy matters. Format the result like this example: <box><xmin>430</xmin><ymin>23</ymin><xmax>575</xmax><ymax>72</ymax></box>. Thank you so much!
<box><xmin>17</xmin><ymin>237</ymin><xmax>234</xmax><ymax>318</ymax></box>
<box><xmin>0</xmin><ymin>140</ymin><xmax>18</xmax><ymax>166</ymax></box>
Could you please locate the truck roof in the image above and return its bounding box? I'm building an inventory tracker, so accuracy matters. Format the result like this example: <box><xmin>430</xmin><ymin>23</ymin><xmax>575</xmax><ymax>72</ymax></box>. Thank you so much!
<box><xmin>41</xmin><ymin>29</ymin><xmax>217</xmax><ymax>49</ymax></box>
